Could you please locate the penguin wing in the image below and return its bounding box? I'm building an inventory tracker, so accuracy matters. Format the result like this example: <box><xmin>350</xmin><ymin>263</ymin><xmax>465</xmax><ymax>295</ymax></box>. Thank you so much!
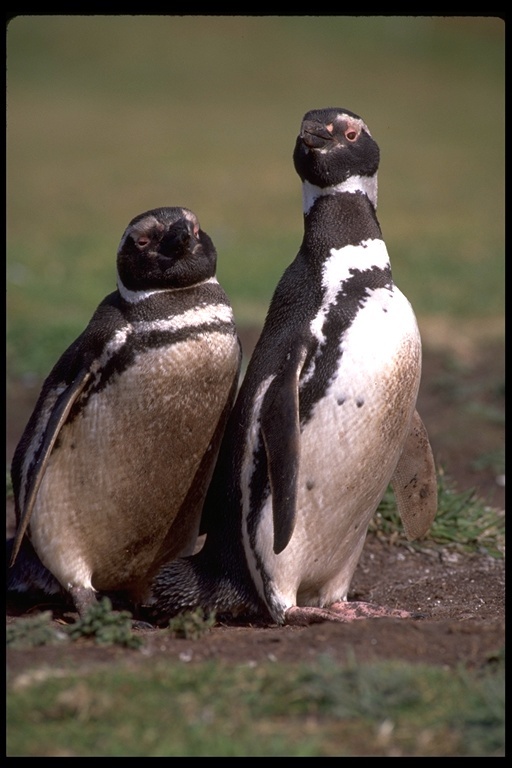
<box><xmin>9</xmin><ymin>296</ymin><xmax>129</xmax><ymax>566</ymax></box>
<box><xmin>259</xmin><ymin>344</ymin><xmax>308</xmax><ymax>555</ymax></box>
<box><xmin>390</xmin><ymin>409</ymin><xmax>438</xmax><ymax>540</ymax></box>
<box><xmin>10</xmin><ymin>368</ymin><xmax>92</xmax><ymax>566</ymax></box>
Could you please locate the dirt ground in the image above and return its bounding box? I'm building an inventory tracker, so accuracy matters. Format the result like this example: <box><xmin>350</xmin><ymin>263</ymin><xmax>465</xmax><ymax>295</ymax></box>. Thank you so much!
<box><xmin>6</xmin><ymin>322</ymin><xmax>505</xmax><ymax>675</ymax></box>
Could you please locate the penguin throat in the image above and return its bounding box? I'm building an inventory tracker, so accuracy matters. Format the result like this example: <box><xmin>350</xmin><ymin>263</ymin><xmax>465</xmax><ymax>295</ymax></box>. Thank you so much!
<box><xmin>116</xmin><ymin>274</ymin><xmax>218</xmax><ymax>303</ymax></box>
<box><xmin>302</xmin><ymin>175</ymin><xmax>378</xmax><ymax>215</ymax></box>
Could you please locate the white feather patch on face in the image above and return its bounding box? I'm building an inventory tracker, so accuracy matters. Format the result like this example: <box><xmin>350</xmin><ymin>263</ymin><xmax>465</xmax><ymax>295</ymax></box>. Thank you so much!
<box><xmin>117</xmin><ymin>215</ymin><xmax>162</xmax><ymax>253</ymax></box>
<box><xmin>302</xmin><ymin>174</ymin><xmax>378</xmax><ymax>214</ymax></box>
<box><xmin>117</xmin><ymin>275</ymin><xmax>219</xmax><ymax>303</ymax></box>
<box><xmin>181</xmin><ymin>209</ymin><xmax>200</xmax><ymax>236</ymax></box>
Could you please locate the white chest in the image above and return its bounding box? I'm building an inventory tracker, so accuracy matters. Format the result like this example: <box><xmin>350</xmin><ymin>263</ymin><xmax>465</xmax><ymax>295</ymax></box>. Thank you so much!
<box><xmin>247</xmin><ymin>281</ymin><xmax>422</xmax><ymax>609</ymax></box>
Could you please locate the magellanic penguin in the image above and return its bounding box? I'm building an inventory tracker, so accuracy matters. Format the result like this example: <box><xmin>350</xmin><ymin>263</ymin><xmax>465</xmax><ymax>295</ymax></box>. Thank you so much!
<box><xmin>151</xmin><ymin>108</ymin><xmax>438</xmax><ymax>626</ymax></box>
<box><xmin>7</xmin><ymin>206</ymin><xmax>242</xmax><ymax>617</ymax></box>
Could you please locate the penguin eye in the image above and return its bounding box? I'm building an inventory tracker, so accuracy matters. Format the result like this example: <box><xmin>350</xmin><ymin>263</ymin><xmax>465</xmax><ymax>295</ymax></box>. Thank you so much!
<box><xmin>136</xmin><ymin>236</ymin><xmax>151</xmax><ymax>248</ymax></box>
<box><xmin>345</xmin><ymin>129</ymin><xmax>358</xmax><ymax>142</ymax></box>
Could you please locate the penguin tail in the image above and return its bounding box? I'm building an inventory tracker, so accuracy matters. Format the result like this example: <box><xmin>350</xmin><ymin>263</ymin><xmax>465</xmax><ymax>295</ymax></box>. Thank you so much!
<box><xmin>149</xmin><ymin>548</ymin><xmax>264</xmax><ymax>627</ymax></box>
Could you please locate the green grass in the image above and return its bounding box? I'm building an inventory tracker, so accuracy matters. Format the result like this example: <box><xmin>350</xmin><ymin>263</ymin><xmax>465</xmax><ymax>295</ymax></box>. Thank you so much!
<box><xmin>7</xmin><ymin>654</ymin><xmax>504</xmax><ymax>756</ymax></box>
<box><xmin>6</xmin><ymin>16</ymin><xmax>504</xmax><ymax>379</ymax></box>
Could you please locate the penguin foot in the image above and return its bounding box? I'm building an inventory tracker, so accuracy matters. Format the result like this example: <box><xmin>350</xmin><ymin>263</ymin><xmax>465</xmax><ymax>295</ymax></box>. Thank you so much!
<box><xmin>329</xmin><ymin>601</ymin><xmax>423</xmax><ymax>620</ymax></box>
<box><xmin>70</xmin><ymin>585</ymin><xmax>100</xmax><ymax>618</ymax></box>
<box><xmin>285</xmin><ymin>601</ymin><xmax>423</xmax><ymax>625</ymax></box>
<box><xmin>285</xmin><ymin>606</ymin><xmax>345</xmax><ymax>626</ymax></box>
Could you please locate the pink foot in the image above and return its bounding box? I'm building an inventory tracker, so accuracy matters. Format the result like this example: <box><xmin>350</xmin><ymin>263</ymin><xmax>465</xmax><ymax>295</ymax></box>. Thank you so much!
<box><xmin>285</xmin><ymin>601</ymin><xmax>424</xmax><ymax>626</ymax></box>
<box><xmin>329</xmin><ymin>601</ymin><xmax>423</xmax><ymax>620</ymax></box>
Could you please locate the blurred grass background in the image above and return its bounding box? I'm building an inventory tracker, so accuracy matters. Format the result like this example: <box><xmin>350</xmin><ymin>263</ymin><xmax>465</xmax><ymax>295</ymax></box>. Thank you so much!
<box><xmin>7</xmin><ymin>16</ymin><xmax>504</xmax><ymax>381</ymax></box>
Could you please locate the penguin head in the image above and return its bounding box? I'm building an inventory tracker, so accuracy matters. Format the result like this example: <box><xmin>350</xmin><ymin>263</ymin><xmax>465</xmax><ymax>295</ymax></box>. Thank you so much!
<box><xmin>117</xmin><ymin>207</ymin><xmax>217</xmax><ymax>291</ymax></box>
<box><xmin>293</xmin><ymin>108</ymin><xmax>380</xmax><ymax>188</ymax></box>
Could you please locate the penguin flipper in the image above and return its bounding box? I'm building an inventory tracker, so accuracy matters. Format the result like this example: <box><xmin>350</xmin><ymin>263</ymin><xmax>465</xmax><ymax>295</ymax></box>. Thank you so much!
<box><xmin>10</xmin><ymin>368</ymin><xmax>93</xmax><ymax>566</ymax></box>
<box><xmin>390</xmin><ymin>409</ymin><xmax>438</xmax><ymax>540</ymax></box>
<box><xmin>260</xmin><ymin>345</ymin><xmax>307</xmax><ymax>555</ymax></box>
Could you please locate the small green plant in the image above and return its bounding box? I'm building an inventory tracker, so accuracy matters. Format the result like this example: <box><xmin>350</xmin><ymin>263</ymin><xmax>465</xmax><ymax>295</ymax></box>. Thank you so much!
<box><xmin>167</xmin><ymin>608</ymin><xmax>217</xmax><ymax>640</ymax></box>
<box><xmin>66</xmin><ymin>597</ymin><xmax>142</xmax><ymax>649</ymax></box>
<box><xmin>7</xmin><ymin>599</ymin><xmax>143</xmax><ymax>649</ymax></box>
<box><xmin>6</xmin><ymin>611</ymin><xmax>69</xmax><ymax>649</ymax></box>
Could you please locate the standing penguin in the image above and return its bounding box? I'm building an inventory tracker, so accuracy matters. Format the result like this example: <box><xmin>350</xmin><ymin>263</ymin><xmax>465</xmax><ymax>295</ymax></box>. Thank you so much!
<box><xmin>152</xmin><ymin>108</ymin><xmax>437</xmax><ymax>626</ymax></box>
<box><xmin>7</xmin><ymin>206</ymin><xmax>241</xmax><ymax>616</ymax></box>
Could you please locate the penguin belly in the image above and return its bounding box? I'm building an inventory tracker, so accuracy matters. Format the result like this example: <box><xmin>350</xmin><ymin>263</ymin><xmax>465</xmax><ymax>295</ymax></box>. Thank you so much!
<box><xmin>28</xmin><ymin>332</ymin><xmax>240</xmax><ymax>599</ymax></box>
<box><xmin>250</xmin><ymin>286</ymin><xmax>422</xmax><ymax>621</ymax></box>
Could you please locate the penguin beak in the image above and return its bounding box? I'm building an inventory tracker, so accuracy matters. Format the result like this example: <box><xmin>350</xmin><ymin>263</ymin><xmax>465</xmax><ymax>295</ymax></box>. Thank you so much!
<box><xmin>300</xmin><ymin>120</ymin><xmax>335</xmax><ymax>149</ymax></box>
<box><xmin>161</xmin><ymin>219</ymin><xmax>198</xmax><ymax>256</ymax></box>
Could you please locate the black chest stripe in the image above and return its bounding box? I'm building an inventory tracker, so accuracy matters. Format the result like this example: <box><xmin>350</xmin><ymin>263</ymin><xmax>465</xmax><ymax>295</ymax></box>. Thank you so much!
<box><xmin>298</xmin><ymin>265</ymin><xmax>392</xmax><ymax>425</ymax></box>
<box><xmin>67</xmin><ymin>319</ymin><xmax>236</xmax><ymax>422</ymax></box>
